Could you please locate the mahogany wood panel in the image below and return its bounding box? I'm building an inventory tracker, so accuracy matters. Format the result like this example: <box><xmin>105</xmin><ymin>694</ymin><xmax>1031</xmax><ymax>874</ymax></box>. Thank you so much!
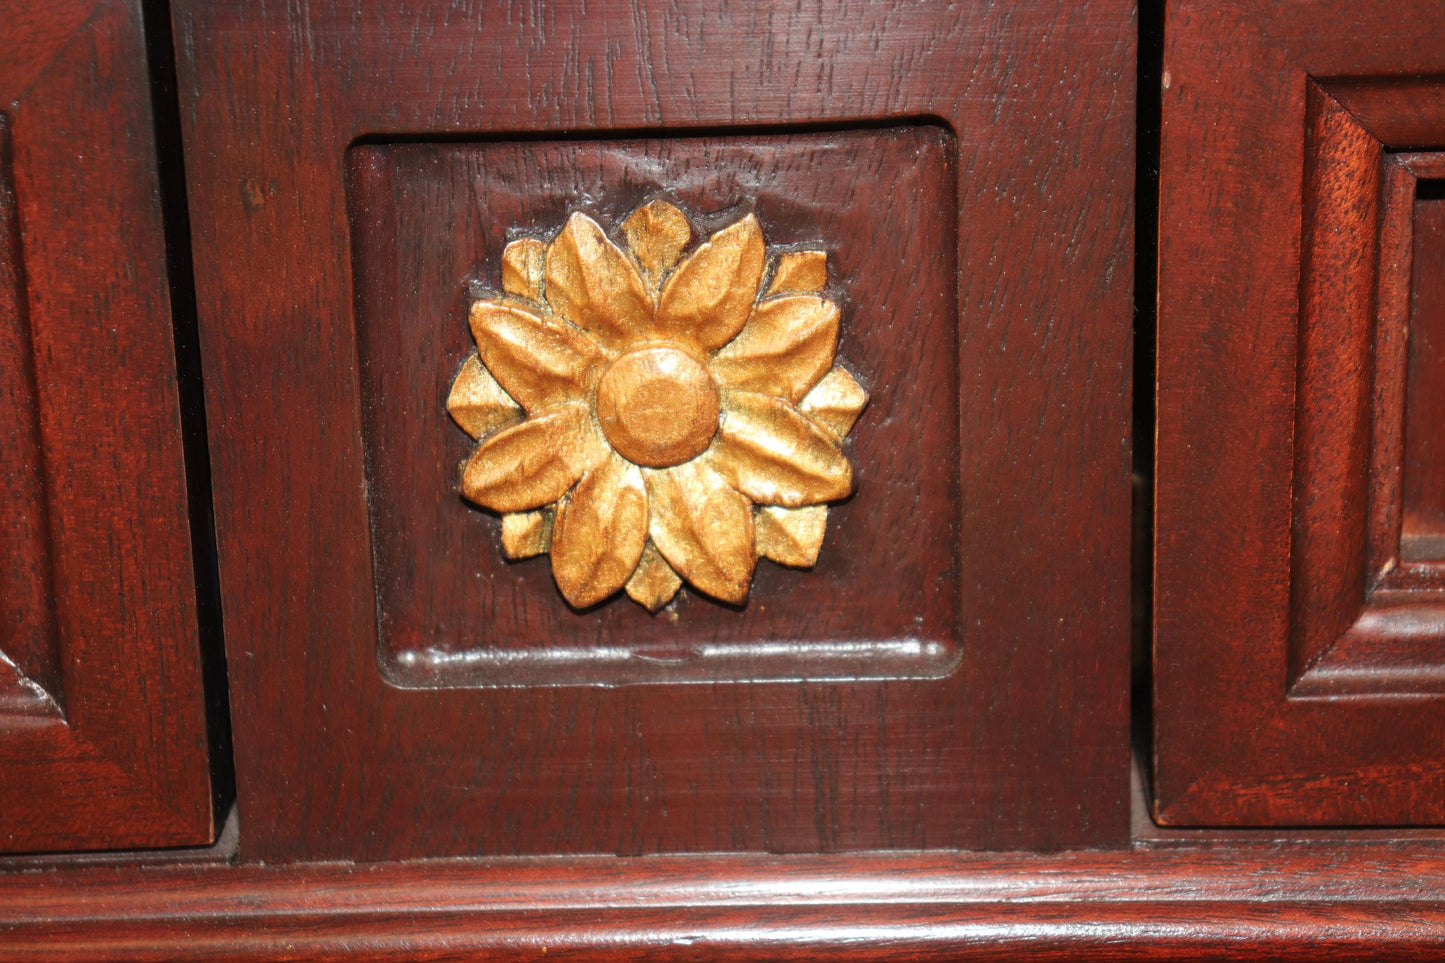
<box><xmin>1296</xmin><ymin>151</ymin><xmax>1445</xmax><ymax>694</ymax></box>
<box><xmin>0</xmin><ymin>116</ymin><xmax>61</xmax><ymax>719</ymax></box>
<box><xmin>3</xmin><ymin>845</ymin><xmax>1445</xmax><ymax>960</ymax></box>
<box><xmin>1156</xmin><ymin>0</ymin><xmax>1445</xmax><ymax>824</ymax></box>
<box><xmin>175</xmin><ymin>0</ymin><xmax>1134</xmax><ymax>860</ymax></box>
<box><xmin>348</xmin><ymin>130</ymin><xmax>961</xmax><ymax>687</ymax></box>
<box><xmin>1402</xmin><ymin>176</ymin><xmax>1445</xmax><ymax>557</ymax></box>
<box><xmin>174</xmin><ymin>0</ymin><xmax>1134</xmax><ymax>858</ymax></box>
<box><xmin>0</xmin><ymin>0</ymin><xmax>214</xmax><ymax>852</ymax></box>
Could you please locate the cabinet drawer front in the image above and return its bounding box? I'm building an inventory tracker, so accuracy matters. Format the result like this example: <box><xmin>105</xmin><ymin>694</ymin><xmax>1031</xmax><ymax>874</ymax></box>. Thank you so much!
<box><xmin>0</xmin><ymin>0</ymin><xmax>212</xmax><ymax>852</ymax></box>
<box><xmin>1156</xmin><ymin>0</ymin><xmax>1445</xmax><ymax>825</ymax></box>
<box><xmin>176</xmin><ymin>0</ymin><xmax>1135</xmax><ymax>858</ymax></box>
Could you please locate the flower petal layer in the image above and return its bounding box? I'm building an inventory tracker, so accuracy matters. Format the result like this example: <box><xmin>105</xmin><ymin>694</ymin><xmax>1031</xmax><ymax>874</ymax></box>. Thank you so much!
<box><xmin>754</xmin><ymin>505</ymin><xmax>828</xmax><ymax>568</ymax></box>
<box><xmin>655</xmin><ymin>213</ymin><xmax>765</xmax><ymax>350</ymax></box>
<box><xmin>447</xmin><ymin>354</ymin><xmax>523</xmax><ymax>440</ymax></box>
<box><xmin>766</xmin><ymin>250</ymin><xmax>828</xmax><ymax>295</ymax></box>
<box><xmin>501</xmin><ymin>238</ymin><xmax>547</xmax><ymax>301</ymax></box>
<box><xmin>710</xmin><ymin>294</ymin><xmax>838</xmax><ymax>403</ymax></box>
<box><xmin>621</xmin><ymin>200</ymin><xmax>692</xmax><ymax>295</ymax></box>
<box><xmin>647</xmin><ymin>460</ymin><xmax>756</xmax><ymax>604</ymax></box>
<box><xmin>712</xmin><ymin>391</ymin><xmax>852</xmax><ymax>507</ymax></box>
<box><xmin>544</xmin><ymin>212</ymin><xmax>652</xmax><ymax>351</ymax></box>
<box><xmin>550</xmin><ymin>453</ymin><xmax>649</xmax><ymax>608</ymax></box>
<box><xmin>460</xmin><ymin>403</ymin><xmax>607</xmax><ymax>513</ymax></box>
<box><xmin>799</xmin><ymin>366</ymin><xmax>869</xmax><ymax>439</ymax></box>
<box><xmin>501</xmin><ymin>510</ymin><xmax>551</xmax><ymax>559</ymax></box>
<box><xmin>625</xmin><ymin>542</ymin><xmax>683</xmax><ymax>612</ymax></box>
<box><xmin>469</xmin><ymin>299</ymin><xmax>602</xmax><ymax>412</ymax></box>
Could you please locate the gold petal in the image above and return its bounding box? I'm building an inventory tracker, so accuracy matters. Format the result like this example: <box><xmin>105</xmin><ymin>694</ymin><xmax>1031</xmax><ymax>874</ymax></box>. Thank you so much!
<box><xmin>460</xmin><ymin>403</ymin><xmax>607</xmax><ymax>513</ymax></box>
<box><xmin>621</xmin><ymin>200</ymin><xmax>692</xmax><ymax>295</ymax></box>
<box><xmin>544</xmin><ymin>211</ymin><xmax>652</xmax><ymax>351</ymax></box>
<box><xmin>800</xmin><ymin>366</ymin><xmax>869</xmax><ymax>439</ymax></box>
<box><xmin>447</xmin><ymin>354</ymin><xmax>523</xmax><ymax>440</ymax></box>
<box><xmin>501</xmin><ymin>238</ymin><xmax>547</xmax><ymax>301</ymax></box>
<box><xmin>469</xmin><ymin>299</ymin><xmax>603</xmax><ymax>412</ymax></box>
<box><xmin>625</xmin><ymin>542</ymin><xmax>683</xmax><ymax>612</ymax></box>
<box><xmin>766</xmin><ymin>250</ymin><xmax>828</xmax><ymax>295</ymax></box>
<box><xmin>646</xmin><ymin>460</ymin><xmax>756</xmax><ymax>604</ymax></box>
<box><xmin>755</xmin><ymin>505</ymin><xmax>828</xmax><ymax>568</ymax></box>
<box><xmin>712</xmin><ymin>391</ymin><xmax>853</xmax><ymax>507</ymax></box>
<box><xmin>654</xmin><ymin>213</ymin><xmax>765</xmax><ymax>351</ymax></box>
<box><xmin>501</xmin><ymin>510</ymin><xmax>551</xmax><ymax>559</ymax></box>
<box><xmin>549</xmin><ymin>454</ymin><xmax>649</xmax><ymax>608</ymax></box>
<box><xmin>710</xmin><ymin>294</ymin><xmax>839</xmax><ymax>403</ymax></box>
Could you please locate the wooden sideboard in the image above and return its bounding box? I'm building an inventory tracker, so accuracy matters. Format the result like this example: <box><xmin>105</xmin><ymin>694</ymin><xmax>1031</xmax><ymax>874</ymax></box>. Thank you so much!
<box><xmin>2</xmin><ymin>0</ymin><xmax>1444</xmax><ymax>958</ymax></box>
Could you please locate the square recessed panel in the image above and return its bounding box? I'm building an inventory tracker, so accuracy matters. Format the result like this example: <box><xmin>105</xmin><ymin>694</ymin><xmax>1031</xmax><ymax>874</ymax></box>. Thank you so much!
<box><xmin>347</xmin><ymin>126</ymin><xmax>960</xmax><ymax>686</ymax></box>
<box><xmin>1157</xmin><ymin>6</ymin><xmax>1445</xmax><ymax>821</ymax></box>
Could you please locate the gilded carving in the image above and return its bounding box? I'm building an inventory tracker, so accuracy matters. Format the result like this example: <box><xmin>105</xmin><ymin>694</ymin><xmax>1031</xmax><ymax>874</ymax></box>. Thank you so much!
<box><xmin>448</xmin><ymin>200</ymin><xmax>867</xmax><ymax>610</ymax></box>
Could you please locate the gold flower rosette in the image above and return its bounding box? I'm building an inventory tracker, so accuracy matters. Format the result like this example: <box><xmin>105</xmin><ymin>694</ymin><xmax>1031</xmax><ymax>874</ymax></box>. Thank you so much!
<box><xmin>447</xmin><ymin>200</ymin><xmax>867</xmax><ymax>610</ymax></box>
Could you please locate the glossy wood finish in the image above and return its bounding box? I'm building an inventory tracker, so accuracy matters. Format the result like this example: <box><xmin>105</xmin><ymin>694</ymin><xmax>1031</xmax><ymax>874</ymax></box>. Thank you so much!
<box><xmin>1156</xmin><ymin>0</ymin><xmax>1445</xmax><ymax>824</ymax></box>
<box><xmin>349</xmin><ymin>130</ymin><xmax>960</xmax><ymax>687</ymax></box>
<box><xmin>175</xmin><ymin>0</ymin><xmax>1134</xmax><ymax>859</ymax></box>
<box><xmin>1401</xmin><ymin>169</ymin><xmax>1445</xmax><ymax>558</ymax></box>
<box><xmin>0</xmin><ymin>116</ymin><xmax>60</xmax><ymax>719</ymax></box>
<box><xmin>4</xmin><ymin>843</ymin><xmax>1445</xmax><ymax>960</ymax></box>
<box><xmin>0</xmin><ymin>0</ymin><xmax>212</xmax><ymax>852</ymax></box>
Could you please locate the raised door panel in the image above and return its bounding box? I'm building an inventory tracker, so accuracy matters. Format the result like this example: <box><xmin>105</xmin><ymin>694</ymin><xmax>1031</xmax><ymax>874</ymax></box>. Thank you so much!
<box><xmin>0</xmin><ymin>0</ymin><xmax>213</xmax><ymax>851</ymax></box>
<box><xmin>1156</xmin><ymin>0</ymin><xmax>1445</xmax><ymax>824</ymax></box>
<box><xmin>175</xmin><ymin>0</ymin><xmax>1135</xmax><ymax>859</ymax></box>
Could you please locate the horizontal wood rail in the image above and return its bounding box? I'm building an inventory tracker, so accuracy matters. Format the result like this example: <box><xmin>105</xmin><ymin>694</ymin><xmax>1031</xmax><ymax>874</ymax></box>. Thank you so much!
<box><xmin>3</xmin><ymin>844</ymin><xmax>1445</xmax><ymax>960</ymax></box>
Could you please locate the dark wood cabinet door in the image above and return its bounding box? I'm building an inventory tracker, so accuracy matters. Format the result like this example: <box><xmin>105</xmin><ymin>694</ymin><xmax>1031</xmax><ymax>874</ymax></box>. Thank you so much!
<box><xmin>0</xmin><ymin>0</ymin><xmax>213</xmax><ymax>851</ymax></box>
<box><xmin>1155</xmin><ymin>0</ymin><xmax>1445</xmax><ymax>825</ymax></box>
<box><xmin>175</xmin><ymin>0</ymin><xmax>1135</xmax><ymax>859</ymax></box>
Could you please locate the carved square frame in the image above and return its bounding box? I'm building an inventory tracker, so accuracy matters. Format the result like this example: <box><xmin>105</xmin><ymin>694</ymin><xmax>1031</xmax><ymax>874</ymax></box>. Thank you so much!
<box><xmin>1156</xmin><ymin>0</ymin><xmax>1445</xmax><ymax>825</ymax></box>
<box><xmin>1291</xmin><ymin>115</ymin><xmax>1445</xmax><ymax>696</ymax></box>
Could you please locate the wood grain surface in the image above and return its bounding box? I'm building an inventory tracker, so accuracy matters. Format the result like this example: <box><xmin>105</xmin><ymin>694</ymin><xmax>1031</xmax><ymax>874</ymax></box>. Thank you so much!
<box><xmin>1289</xmin><ymin>151</ymin><xmax>1445</xmax><ymax>696</ymax></box>
<box><xmin>1402</xmin><ymin>175</ymin><xmax>1445</xmax><ymax>558</ymax></box>
<box><xmin>1155</xmin><ymin>0</ymin><xmax>1445</xmax><ymax>824</ymax></box>
<box><xmin>0</xmin><ymin>0</ymin><xmax>213</xmax><ymax>852</ymax></box>
<box><xmin>174</xmin><ymin>0</ymin><xmax>1135</xmax><ymax>859</ymax></box>
<box><xmin>348</xmin><ymin>130</ymin><xmax>961</xmax><ymax>686</ymax></box>
<box><xmin>4</xmin><ymin>844</ymin><xmax>1445</xmax><ymax>960</ymax></box>
<box><xmin>0</xmin><ymin>115</ymin><xmax>61</xmax><ymax>718</ymax></box>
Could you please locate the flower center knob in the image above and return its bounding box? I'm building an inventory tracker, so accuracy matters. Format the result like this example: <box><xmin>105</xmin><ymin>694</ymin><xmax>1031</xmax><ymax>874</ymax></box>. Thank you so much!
<box><xmin>595</xmin><ymin>346</ymin><xmax>720</xmax><ymax>468</ymax></box>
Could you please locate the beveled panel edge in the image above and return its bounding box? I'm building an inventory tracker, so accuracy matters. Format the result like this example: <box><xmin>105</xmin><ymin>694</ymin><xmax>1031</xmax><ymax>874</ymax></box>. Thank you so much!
<box><xmin>0</xmin><ymin>113</ymin><xmax>63</xmax><ymax>720</ymax></box>
<box><xmin>1288</xmin><ymin>82</ymin><xmax>1445</xmax><ymax>696</ymax></box>
<box><xmin>346</xmin><ymin>127</ymin><xmax>965</xmax><ymax>690</ymax></box>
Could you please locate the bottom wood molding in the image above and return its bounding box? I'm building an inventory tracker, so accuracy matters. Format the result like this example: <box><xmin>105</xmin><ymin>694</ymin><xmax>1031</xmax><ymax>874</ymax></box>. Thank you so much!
<box><xmin>2</xmin><ymin>845</ymin><xmax>1444</xmax><ymax>960</ymax></box>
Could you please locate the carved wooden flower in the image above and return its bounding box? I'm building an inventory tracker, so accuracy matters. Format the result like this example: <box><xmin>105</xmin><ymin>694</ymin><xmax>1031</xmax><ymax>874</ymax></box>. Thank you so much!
<box><xmin>448</xmin><ymin>200</ymin><xmax>868</xmax><ymax>610</ymax></box>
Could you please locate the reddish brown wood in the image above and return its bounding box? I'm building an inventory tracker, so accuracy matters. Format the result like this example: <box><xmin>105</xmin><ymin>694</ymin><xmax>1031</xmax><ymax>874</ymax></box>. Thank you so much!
<box><xmin>0</xmin><ymin>0</ymin><xmax>213</xmax><ymax>851</ymax></box>
<box><xmin>1156</xmin><ymin>0</ymin><xmax>1445</xmax><ymax>824</ymax></box>
<box><xmin>0</xmin><ymin>115</ymin><xmax>60</xmax><ymax>718</ymax></box>
<box><xmin>173</xmin><ymin>0</ymin><xmax>1136</xmax><ymax>858</ymax></box>
<box><xmin>0</xmin><ymin>805</ymin><xmax>236</xmax><ymax>872</ymax></box>
<box><xmin>348</xmin><ymin>130</ymin><xmax>961</xmax><ymax>687</ymax></box>
<box><xmin>4</xmin><ymin>845</ymin><xmax>1445</xmax><ymax>960</ymax></box>
<box><xmin>1367</xmin><ymin>155</ymin><xmax>1419</xmax><ymax>582</ymax></box>
<box><xmin>1328</xmin><ymin>78</ymin><xmax>1445</xmax><ymax>146</ymax></box>
<box><xmin>1402</xmin><ymin>173</ymin><xmax>1445</xmax><ymax>558</ymax></box>
<box><xmin>1277</xmin><ymin>148</ymin><xmax>1445</xmax><ymax>695</ymax></box>
<box><xmin>1287</xmin><ymin>81</ymin><xmax>1382</xmax><ymax>681</ymax></box>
